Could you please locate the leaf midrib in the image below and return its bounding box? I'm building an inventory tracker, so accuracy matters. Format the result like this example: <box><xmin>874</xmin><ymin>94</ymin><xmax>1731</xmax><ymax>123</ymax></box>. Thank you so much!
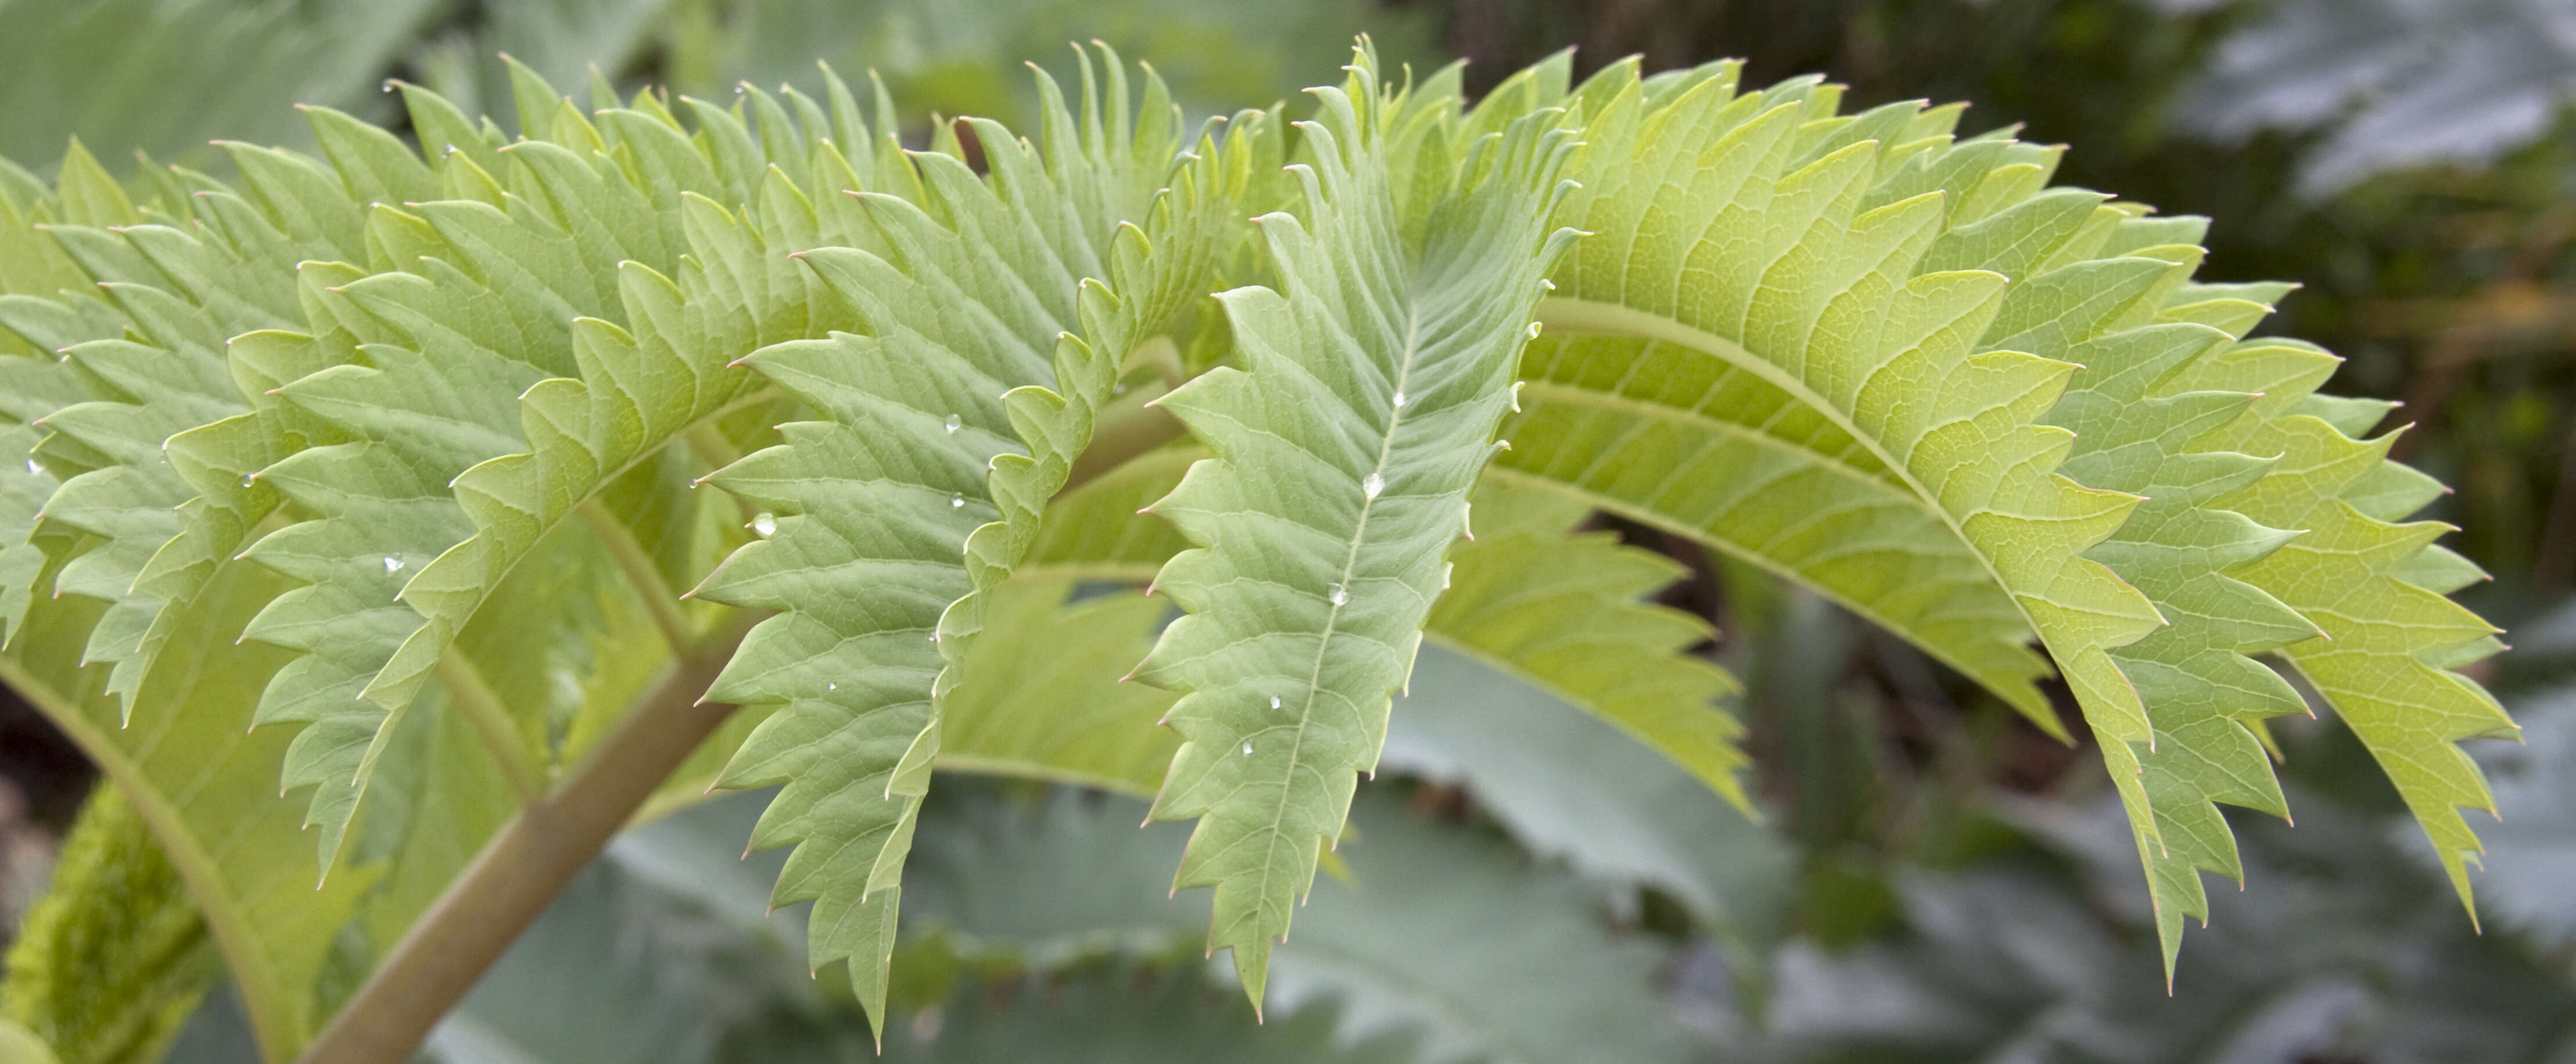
<box><xmin>1257</xmin><ymin>288</ymin><xmax>1426</xmax><ymax>937</ymax></box>
<box><xmin>375</xmin><ymin>384</ymin><xmax>777</xmax><ymax>708</ymax></box>
<box><xmin>1534</xmin><ymin>295</ymin><xmax>2061</xmax><ymax>671</ymax></box>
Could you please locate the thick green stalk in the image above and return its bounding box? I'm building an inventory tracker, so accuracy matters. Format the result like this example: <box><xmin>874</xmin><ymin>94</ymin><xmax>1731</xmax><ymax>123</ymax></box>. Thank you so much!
<box><xmin>292</xmin><ymin>617</ymin><xmax>755</xmax><ymax>1064</ymax></box>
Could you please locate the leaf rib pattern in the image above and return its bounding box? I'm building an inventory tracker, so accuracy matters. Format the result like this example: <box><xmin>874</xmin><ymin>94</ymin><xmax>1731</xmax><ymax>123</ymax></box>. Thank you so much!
<box><xmin>1019</xmin><ymin>447</ymin><xmax>1756</xmax><ymax>811</ymax></box>
<box><xmin>0</xmin><ymin>142</ymin><xmax>342</xmax><ymax>711</ymax></box>
<box><xmin>1515</xmin><ymin>59</ymin><xmax>2214</xmax><ymax>933</ymax></box>
<box><xmin>691</xmin><ymin>49</ymin><xmax>1257</xmax><ymax>1030</ymax></box>
<box><xmin>2017</xmin><ymin>214</ymin><xmax>2323</xmax><ymax>971</ymax></box>
<box><xmin>212</xmin><ymin>66</ymin><xmax>910</xmax><ymax>868</ymax></box>
<box><xmin>1132</xmin><ymin>51</ymin><xmax>1579</xmax><ymax>1005</ymax></box>
<box><xmin>0</xmin><ymin>37</ymin><xmax>2518</xmax><ymax>1030</ymax></box>
<box><xmin>1487</xmin><ymin>56</ymin><xmax>2509</xmax><ymax>962</ymax></box>
<box><xmin>2174</xmin><ymin>334</ymin><xmax>2517</xmax><ymax>918</ymax></box>
<box><xmin>1496</xmin><ymin>63</ymin><xmax>2071</xmax><ymax>730</ymax></box>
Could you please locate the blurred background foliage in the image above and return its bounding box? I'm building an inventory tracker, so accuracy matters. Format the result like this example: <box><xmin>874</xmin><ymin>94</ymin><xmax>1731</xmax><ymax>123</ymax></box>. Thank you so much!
<box><xmin>1</xmin><ymin>0</ymin><xmax>2573</xmax><ymax>1061</ymax></box>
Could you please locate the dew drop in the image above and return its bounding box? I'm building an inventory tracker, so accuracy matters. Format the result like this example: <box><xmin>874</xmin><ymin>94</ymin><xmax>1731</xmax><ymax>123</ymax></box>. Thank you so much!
<box><xmin>24</xmin><ymin>459</ymin><xmax>40</xmax><ymax>475</ymax></box>
<box><xmin>382</xmin><ymin>556</ymin><xmax>404</xmax><ymax>573</ymax></box>
<box><xmin>751</xmin><ymin>512</ymin><xmax>778</xmax><ymax>537</ymax></box>
<box><xmin>239</xmin><ymin>473</ymin><xmax>257</xmax><ymax>487</ymax></box>
<box><xmin>943</xmin><ymin>413</ymin><xmax>961</xmax><ymax>434</ymax></box>
<box><xmin>1328</xmin><ymin>583</ymin><xmax>1347</xmax><ymax>607</ymax></box>
<box><xmin>1242</xmin><ymin>743</ymin><xmax>1253</xmax><ymax>756</ymax></box>
<box><xmin>827</xmin><ymin>682</ymin><xmax>837</xmax><ymax>691</ymax></box>
<box><xmin>1391</xmin><ymin>390</ymin><xmax>1407</xmax><ymax>409</ymax></box>
<box><xmin>949</xmin><ymin>493</ymin><xmax>966</xmax><ymax>508</ymax></box>
<box><xmin>1361</xmin><ymin>472</ymin><xmax>1384</xmax><ymax>500</ymax></box>
<box><xmin>1269</xmin><ymin>696</ymin><xmax>1282</xmax><ymax>710</ymax></box>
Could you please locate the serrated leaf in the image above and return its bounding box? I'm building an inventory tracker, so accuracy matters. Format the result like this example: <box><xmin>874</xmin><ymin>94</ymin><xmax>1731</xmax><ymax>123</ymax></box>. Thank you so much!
<box><xmin>214</xmin><ymin>69</ymin><xmax>880</xmax><ymax>869</ymax></box>
<box><xmin>1480</xmin><ymin>56</ymin><xmax>2478</xmax><ymax>970</ymax></box>
<box><xmin>1032</xmin><ymin>450</ymin><xmax>1764</xmax><ymax>820</ymax></box>
<box><xmin>0</xmin><ymin>556</ymin><xmax>372</xmax><ymax>1060</ymax></box>
<box><xmin>1379</xmin><ymin>642</ymin><xmax>1793</xmax><ymax>946</ymax></box>
<box><xmin>2174</xmin><ymin>335</ymin><xmax>2518</xmax><ymax>919</ymax></box>
<box><xmin>1426</xmin><ymin>478</ymin><xmax>1751</xmax><ymax>809</ymax></box>
<box><xmin>1132</xmin><ymin>48</ymin><xmax>1578</xmax><ymax>1005</ymax></box>
<box><xmin>1535</xmin><ymin>66</ymin><xmax>2165</xmax><ymax>764</ymax></box>
<box><xmin>2035</xmin><ymin>224</ymin><xmax>2323</xmax><ymax>972</ymax></box>
<box><xmin>691</xmin><ymin>50</ymin><xmax>1255</xmax><ymax>1030</ymax></box>
<box><xmin>934</xmin><ymin>574</ymin><xmax>1181</xmax><ymax>796</ymax></box>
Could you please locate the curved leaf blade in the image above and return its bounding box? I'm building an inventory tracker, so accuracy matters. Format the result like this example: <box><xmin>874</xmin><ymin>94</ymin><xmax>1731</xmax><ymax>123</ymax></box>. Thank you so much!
<box><xmin>1133</xmin><ymin>52</ymin><xmax>1578</xmax><ymax>1004</ymax></box>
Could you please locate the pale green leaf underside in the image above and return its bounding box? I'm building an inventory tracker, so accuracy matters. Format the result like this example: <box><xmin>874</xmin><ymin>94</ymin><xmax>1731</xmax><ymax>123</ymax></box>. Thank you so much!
<box><xmin>0</xmin><ymin>33</ymin><xmax>2516</xmax><ymax>1036</ymax></box>
<box><xmin>692</xmin><ymin>49</ymin><xmax>1253</xmax><ymax>1029</ymax></box>
<box><xmin>1010</xmin><ymin>457</ymin><xmax>1759</xmax><ymax>816</ymax></box>
<box><xmin>1133</xmin><ymin>52</ymin><xmax>1578</xmax><ymax>1004</ymax></box>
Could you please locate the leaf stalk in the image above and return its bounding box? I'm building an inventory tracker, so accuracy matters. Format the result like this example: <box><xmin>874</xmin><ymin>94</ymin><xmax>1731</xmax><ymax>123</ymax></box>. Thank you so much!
<box><xmin>293</xmin><ymin>616</ymin><xmax>758</xmax><ymax>1064</ymax></box>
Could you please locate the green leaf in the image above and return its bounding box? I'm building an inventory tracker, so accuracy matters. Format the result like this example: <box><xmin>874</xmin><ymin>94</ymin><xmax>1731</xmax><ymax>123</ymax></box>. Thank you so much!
<box><xmin>1533</xmin><ymin>64</ymin><xmax>2164</xmax><ymax>753</ymax></box>
<box><xmin>0</xmin><ymin>558</ymin><xmax>372</xmax><ymax>1061</ymax></box>
<box><xmin>876</xmin><ymin>971</ymin><xmax>1423</xmax><ymax>1064</ymax></box>
<box><xmin>2032</xmin><ymin>225</ymin><xmax>2322</xmax><ymax>972</ymax></box>
<box><xmin>693</xmin><ymin>50</ymin><xmax>1255</xmax><ymax>1030</ymax></box>
<box><xmin>1022</xmin><ymin>446</ymin><xmax>1197</xmax><ymax>581</ymax></box>
<box><xmin>211</xmin><ymin>67</ymin><xmax>878</xmax><ymax>869</ymax></box>
<box><xmin>0</xmin><ymin>1019</ymin><xmax>59</xmax><ymax>1064</ymax></box>
<box><xmin>2178</xmin><ymin>335</ymin><xmax>2517</xmax><ymax>919</ymax></box>
<box><xmin>1480</xmin><ymin>57</ymin><xmax>2476</xmax><ymax>969</ymax></box>
<box><xmin>1427</xmin><ymin>478</ymin><xmax>1750</xmax><ymax>810</ymax></box>
<box><xmin>0</xmin><ymin>784</ymin><xmax>214</xmax><ymax>1064</ymax></box>
<box><xmin>1032</xmin><ymin>451</ymin><xmax>1764</xmax><ymax>812</ymax></box>
<box><xmin>1381</xmin><ymin>642</ymin><xmax>1793</xmax><ymax>946</ymax></box>
<box><xmin>0</xmin><ymin>0</ymin><xmax>437</xmax><ymax>166</ymax></box>
<box><xmin>934</xmin><ymin>575</ymin><xmax>1179</xmax><ymax>796</ymax></box>
<box><xmin>1265</xmin><ymin>791</ymin><xmax>1701</xmax><ymax>1063</ymax></box>
<box><xmin>18</xmin><ymin>139</ymin><xmax>362</xmax><ymax>715</ymax></box>
<box><xmin>894</xmin><ymin>785</ymin><xmax>1705</xmax><ymax>1063</ymax></box>
<box><xmin>1132</xmin><ymin>48</ymin><xmax>1578</xmax><ymax>1005</ymax></box>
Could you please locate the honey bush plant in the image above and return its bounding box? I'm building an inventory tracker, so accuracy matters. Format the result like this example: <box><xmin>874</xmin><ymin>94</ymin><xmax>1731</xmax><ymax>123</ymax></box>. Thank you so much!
<box><xmin>0</xmin><ymin>35</ymin><xmax>2521</xmax><ymax>1063</ymax></box>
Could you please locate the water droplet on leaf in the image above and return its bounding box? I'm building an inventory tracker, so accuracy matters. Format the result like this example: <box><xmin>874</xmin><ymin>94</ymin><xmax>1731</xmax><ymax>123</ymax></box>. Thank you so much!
<box><xmin>382</xmin><ymin>557</ymin><xmax>404</xmax><ymax>573</ymax></box>
<box><xmin>943</xmin><ymin>413</ymin><xmax>961</xmax><ymax>433</ymax></box>
<box><xmin>1269</xmin><ymin>696</ymin><xmax>1282</xmax><ymax>710</ymax></box>
<box><xmin>949</xmin><ymin>493</ymin><xmax>965</xmax><ymax>508</ymax></box>
<box><xmin>1361</xmin><ymin>472</ymin><xmax>1383</xmax><ymax>500</ymax></box>
<box><xmin>1242</xmin><ymin>743</ymin><xmax>1253</xmax><ymax>756</ymax></box>
<box><xmin>751</xmin><ymin>513</ymin><xmax>778</xmax><ymax>537</ymax></box>
<box><xmin>1328</xmin><ymin>583</ymin><xmax>1347</xmax><ymax>607</ymax></box>
<box><xmin>1391</xmin><ymin>390</ymin><xmax>1407</xmax><ymax>409</ymax></box>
